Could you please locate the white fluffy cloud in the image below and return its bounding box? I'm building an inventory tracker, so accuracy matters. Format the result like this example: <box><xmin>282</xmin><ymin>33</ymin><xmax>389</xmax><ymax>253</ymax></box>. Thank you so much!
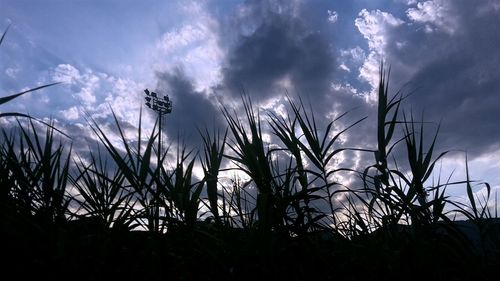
<box><xmin>53</xmin><ymin>64</ymin><xmax>81</xmax><ymax>84</ymax></box>
<box><xmin>327</xmin><ymin>10</ymin><xmax>338</xmax><ymax>23</ymax></box>
<box><xmin>406</xmin><ymin>0</ymin><xmax>457</xmax><ymax>34</ymax></box>
<box><xmin>77</xmin><ymin>74</ymin><xmax>99</xmax><ymax>106</ymax></box>
<box><xmin>355</xmin><ymin>9</ymin><xmax>404</xmax><ymax>101</ymax></box>
<box><xmin>60</xmin><ymin>106</ymin><xmax>79</xmax><ymax>120</ymax></box>
<box><xmin>152</xmin><ymin>1</ymin><xmax>223</xmax><ymax>92</ymax></box>
<box><xmin>157</xmin><ymin>24</ymin><xmax>209</xmax><ymax>54</ymax></box>
<box><xmin>53</xmin><ymin>64</ymin><xmax>99</xmax><ymax>106</ymax></box>
<box><xmin>51</xmin><ymin>63</ymin><xmax>148</xmax><ymax>127</ymax></box>
<box><xmin>355</xmin><ymin>9</ymin><xmax>405</xmax><ymax>53</ymax></box>
<box><xmin>98</xmin><ymin>76</ymin><xmax>145</xmax><ymax>123</ymax></box>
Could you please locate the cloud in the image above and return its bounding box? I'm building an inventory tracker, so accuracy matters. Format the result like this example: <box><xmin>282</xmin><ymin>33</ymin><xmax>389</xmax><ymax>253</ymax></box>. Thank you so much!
<box><xmin>60</xmin><ymin>106</ymin><xmax>80</xmax><ymax>120</ymax></box>
<box><xmin>53</xmin><ymin>64</ymin><xmax>81</xmax><ymax>84</ymax></box>
<box><xmin>151</xmin><ymin>0</ymin><xmax>223</xmax><ymax>92</ymax></box>
<box><xmin>51</xmin><ymin>63</ymin><xmax>148</xmax><ymax>124</ymax></box>
<box><xmin>355</xmin><ymin>9</ymin><xmax>405</xmax><ymax>53</ymax></box>
<box><xmin>406</xmin><ymin>0</ymin><xmax>457</xmax><ymax>34</ymax></box>
<box><xmin>332</xmin><ymin>1</ymin><xmax>500</xmax><ymax>196</ymax></box>
<box><xmin>340</xmin><ymin>46</ymin><xmax>366</xmax><ymax>63</ymax></box>
<box><xmin>355</xmin><ymin>9</ymin><xmax>405</xmax><ymax>101</ymax></box>
<box><xmin>150</xmin><ymin>0</ymin><xmax>355</xmax><ymax>151</ymax></box>
<box><xmin>327</xmin><ymin>10</ymin><xmax>338</xmax><ymax>23</ymax></box>
<box><xmin>53</xmin><ymin>64</ymin><xmax>99</xmax><ymax>107</ymax></box>
<box><xmin>210</xmin><ymin>1</ymin><xmax>378</xmax><ymax>181</ymax></box>
<box><xmin>156</xmin><ymin>24</ymin><xmax>210</xmax><ymax>55</ymax></box>
<box><xmin>5</xmin><ymin>67</ymin><xmax>20</xmax><ymax>78</ymax></box>
<box><xmin>155</xmin><ymin>68</ymin><xmax>225</xmax><ymax>149</ymax></box>
<box><xmin>4</xmin><ymin>0</ymin><xmax>498</xmax><ymax>211</ymax></box>
<box><xmin>350</xmin><ymin>1</ymin><xmax>500</xmax><ymax>163</ymax></box>
<box><xmin>336</xmin><ymin>47</ymin><xmax>366</xmax><ymax>79</ymax></box>
<box><xmin>98</xmin><ymin>76</ymin><xmax>144</xmax><ymax>122</ymax></box>
<box><xmin>395</xmin><ymin>1</ymin><xmax>500</xmax><ymax>156</ymax></box>
<box><xmin>219</xmin><ymin>0</ymin><xmax>336</xmax><ymax>104</ymax></box>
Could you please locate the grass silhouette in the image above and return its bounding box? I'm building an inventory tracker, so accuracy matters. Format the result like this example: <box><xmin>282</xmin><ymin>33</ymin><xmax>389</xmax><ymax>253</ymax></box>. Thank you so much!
<box><xmin>1</xmin><ymin>27</ymin><xmax>499</xmax><ymax>280</ymax></box>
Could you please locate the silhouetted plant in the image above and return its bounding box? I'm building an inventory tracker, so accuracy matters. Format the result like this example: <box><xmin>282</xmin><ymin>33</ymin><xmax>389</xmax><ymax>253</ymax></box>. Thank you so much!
<box><xmin>70</xmin><ymin>145</ymin><xmax>137</xmax><ymax>230</ymax></box>
<box><xmin>222</xmin><ymin>97</ymin><xmax>278</xmax><ymax>233</ymax></box>
<box><xmin>0</xmin><ymin>42</ymin><xmax>498</xmax><ymax>279</ymax></box>
<box><xmin>164</xmin><ymin>145</ymin><xmax>205</xmax><ymax>228</ymax></box>
<box><xmin>200</xmin><ymin>128</ymin><xmax>227</xmax><ymax>226</ymax></box>
<box><xmin>268</xmin><ymin>97</ymin><xmax>367</xmax><ymax>233</ymax></box>
<box><xmin>0</xmin><ymin>119</ymin><xmax>71</xmax><ymax>225</ymax></box>
<box><xmin>86</xmin><ymin>109</ymin><xmax>169</xmax><ymax>232</ymax></box>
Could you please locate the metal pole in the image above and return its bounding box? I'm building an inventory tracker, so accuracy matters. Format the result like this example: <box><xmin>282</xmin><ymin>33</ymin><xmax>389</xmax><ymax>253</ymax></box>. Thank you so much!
<box><xmin>143</xmin><ymin>89</ymin><xmax>172</xmax><ymax>233</ymax></box>
<box><xmin>158</xmin><ymin>112</ymin><xmax>162</xmax><ymax>169</ymax></box>
<box><xmin>156</xmin><ymin>112</ymin><xmax>162</xmax><ymax>232</ymax></box>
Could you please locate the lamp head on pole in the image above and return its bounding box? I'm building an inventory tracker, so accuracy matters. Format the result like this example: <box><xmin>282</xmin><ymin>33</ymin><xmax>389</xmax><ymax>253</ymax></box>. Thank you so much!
<box><xmin>143</xmin><ymin>89</ymin><xmax>172</xmax><ymax>115</ymax></box>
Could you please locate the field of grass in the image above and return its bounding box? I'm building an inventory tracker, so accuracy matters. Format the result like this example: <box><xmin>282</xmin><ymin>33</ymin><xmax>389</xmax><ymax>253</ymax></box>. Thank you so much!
<box><xmin>1</xmin><ymin>28</ymin><xmax>499</xmax><ymax>280</ymax></box>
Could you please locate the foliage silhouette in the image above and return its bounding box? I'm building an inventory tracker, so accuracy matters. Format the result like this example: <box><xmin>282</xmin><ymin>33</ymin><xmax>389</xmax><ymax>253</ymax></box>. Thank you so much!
<box><xmin>0</xmin><ymin>27</ymin><xmax>498</xmax><ymax>279</ymax></box>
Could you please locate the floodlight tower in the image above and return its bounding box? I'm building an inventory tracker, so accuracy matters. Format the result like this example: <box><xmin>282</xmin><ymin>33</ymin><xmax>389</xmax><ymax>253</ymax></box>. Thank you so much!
<box><xmin>144</xmin><ymin>89</ymin><xmax>172</xmax><ymax>168</ymax></box>
<box><xmin>144</xmin><ymin>89</ymin><xmax>172</xmax><ymax>232</ymax></box>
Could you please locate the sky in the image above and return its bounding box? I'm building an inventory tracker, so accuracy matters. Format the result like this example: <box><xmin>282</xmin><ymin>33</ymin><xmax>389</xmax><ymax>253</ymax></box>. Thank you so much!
<box><xmin>1</xmin><ymin>0</ymin><xmax>499</xmax><ymax>208</ymax></box>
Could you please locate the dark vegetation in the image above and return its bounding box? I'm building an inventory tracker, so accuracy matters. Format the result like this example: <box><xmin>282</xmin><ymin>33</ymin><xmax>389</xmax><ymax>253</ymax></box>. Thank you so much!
<box><xmin>1</xmin><ymin>27</ymin><xmax>499</xmax><ymax>281</ymax></box>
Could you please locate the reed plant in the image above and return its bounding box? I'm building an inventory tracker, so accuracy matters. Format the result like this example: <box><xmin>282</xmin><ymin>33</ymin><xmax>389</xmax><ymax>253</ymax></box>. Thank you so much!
<box><xmin>69</xmin><ymin>145</ymin><xmax>136</xmax><ymax>230</ymax></box>
<box><xmin>2</xmin><ymin>120</ymin><xmax>72</xmax><ymax>224</ymax></box>
<box><xmin>1</xmin><ymin>26</ymin><xmax>498</xmax><ymax>278</ymax></box>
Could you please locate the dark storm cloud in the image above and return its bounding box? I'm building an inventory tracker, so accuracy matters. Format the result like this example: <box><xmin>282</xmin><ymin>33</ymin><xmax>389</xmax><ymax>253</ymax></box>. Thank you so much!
<box><xmin>218</xmin><ymin>0</ymin><xmax>336</xmax><ymax>103</ymax></box>
<box><xmin>382</xmin><ymin>0</ymin><xmax>500</xmax><ymax>157</ymax></box>
<box><xmin>155</xmin><ymin>0</ymin><xmax>369</xmax><ymax>152</ymax></box>
<box><xmin>154</xmin><ymin>0</ymin><xmax>378</xmax><ymax>179</ymax></box>
<box><xmin>215</xmin><ymin>0</ymin><xmax>377</xmax><ymax>157</ymax></box>
<box><xmin>155</xmin><ymin>68</ymin><xmax>226</xmax><ymax>150</ymax></box>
